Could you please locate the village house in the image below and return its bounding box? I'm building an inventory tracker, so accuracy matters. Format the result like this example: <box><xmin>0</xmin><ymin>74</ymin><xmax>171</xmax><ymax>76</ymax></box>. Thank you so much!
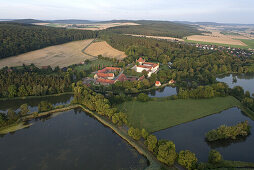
<box><xmin>155</xmin><ymin>81</ymin><xmax>161</xmax><ymax>87</ymax></box>
<box><xmin>133</xmin><ymin>57</ymin><xmax>159</xmax><ymax>77</ymax></box>
<box><xmin>94</xmin><ymin>67</ymin><xmax>121</xmax><ymax>85</ymax></box>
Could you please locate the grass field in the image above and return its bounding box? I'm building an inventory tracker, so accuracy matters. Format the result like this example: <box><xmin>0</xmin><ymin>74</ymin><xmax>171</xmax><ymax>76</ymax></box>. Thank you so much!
<box><xmin>239</xmin><ymin>39</ymin><xmax>254</xmax><ymax>49</ymax></box>
<box><xmin>73</xmin><ymin>59</ymin><xmax>114</xmax><ymax>71</ymax></box>
<box><xmin>0</xmin><ymin>39</ymin><xmax>95</xmax><ymax>68</ymax></box>
<box><xmin>84</xmin><ymin>41</ymin><xmax>127</xmax><ymax>60</ymax></box>
<box><xmin>118</xmin><ymin>96</ymin><xmax>241</xmax><ymax>132</ymax></box>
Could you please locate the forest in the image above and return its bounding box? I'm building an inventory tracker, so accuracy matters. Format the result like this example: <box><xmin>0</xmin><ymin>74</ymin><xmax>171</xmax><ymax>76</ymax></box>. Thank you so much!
<box><xmin>0</xmin><ymin>23</ymin><xmax>97</xmax><ymax>59</ymax></box>
<box><xmin>103</xmin><ymin>20</ymin><xmax>202</xmax><ymax>38</ymax></box>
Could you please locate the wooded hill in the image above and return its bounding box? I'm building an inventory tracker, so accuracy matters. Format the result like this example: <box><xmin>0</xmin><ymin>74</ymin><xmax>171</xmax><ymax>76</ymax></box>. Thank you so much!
<box><xmin>103</xmin><ymin>20</ymin><xmax>202</xmax><ymax>38</ymax></box>
<box><xmin>0</xmin><ymin>23</ymin><xmax>98</xmax><ymax>59</ymax></box>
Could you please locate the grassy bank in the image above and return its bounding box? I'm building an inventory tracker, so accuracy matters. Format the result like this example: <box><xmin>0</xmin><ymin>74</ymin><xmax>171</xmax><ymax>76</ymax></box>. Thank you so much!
<box><xmin>118</xmin><ymin>96</ymin><xmax>241</xmax><ymax>132</ymax></box>
<box><xmin>0</xmin><ymin>92</ymin><xmax>73</xmax><ymax>101</ymax></box>
<box><xmin>0</xmin><ymin>122</ymin><xmax>32</xmax><ymax>134</ymax></box>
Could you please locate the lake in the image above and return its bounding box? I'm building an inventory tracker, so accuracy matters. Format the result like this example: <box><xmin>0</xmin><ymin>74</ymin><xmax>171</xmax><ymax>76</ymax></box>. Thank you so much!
<box><xmin>217</xmin><ymin>74</ymin><xmax>254</xmax><ymax>94</ymax></box>
<box><xmin>0</xmin><ymin>108</ymin><xmax>148</xmax><ymax>170</ymax></box>
<box><xmin>154</xmin><ymin>107</ymin><xmax>254</xmax><ymax>162</ymax></box>
<box><xmin>147</xmin><ymin>86</ymin><xmax>177</xmax><ymax>98</ymax></box>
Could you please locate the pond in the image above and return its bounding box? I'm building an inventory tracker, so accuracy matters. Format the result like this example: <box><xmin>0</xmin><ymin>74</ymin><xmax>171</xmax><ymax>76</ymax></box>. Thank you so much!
<box><xmin>0</xmin><ymin>108</ymin><xmax>148</xmax><ymax>170</ymax></box>
<box><xmin>147</xmin><ymin>86</ymin><xmax>177</xmax><ymax>98</ymax></box>
<box><xmin>217</xmin><ymin>74</ymin><xmax>254</xmax><ymax>94</ymax></box>
<box><xmin>0</xmin><ymin>94</ymin><xmax>73</xmax><ymax>113</ymax></box>
<box><xmin>154</xmin><ymin>107</ymin><xmax>254</xmax><ymax>162</ymax></box>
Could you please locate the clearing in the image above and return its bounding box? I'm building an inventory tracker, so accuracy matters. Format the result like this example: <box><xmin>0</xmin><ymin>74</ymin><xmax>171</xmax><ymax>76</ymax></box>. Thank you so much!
<box><xmin>84</xmin><ymin>41</ymin><xmax>127</xmax><ymax>60</ymax></box>
<box><xmin>0</xmin><ymin>39</ymin><xmax>95</xmax><ymax>68</ymax></box>
<box><xmin>118</xmin><ymin>96</ymin><xmax>241</xmax><ymax>132</ymax></box>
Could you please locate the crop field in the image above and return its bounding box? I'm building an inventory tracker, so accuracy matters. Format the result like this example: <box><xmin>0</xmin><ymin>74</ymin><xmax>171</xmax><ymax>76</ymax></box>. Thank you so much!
<box><xmin>84</xmin><ymin>41</ymin><xmax>127</xmax><ymax>60</ymax></box>
<box><xmin>186</xmin><ymin>34</ymin><xmax>247</xmax><ymax>46</ymax></box>
<box><xmin>0</xmin><ymin>39</ymin><xmax>95</xmax><ymax>68</ymax></box>
<box><xmin>118</xmin><ymin>96</ymin><xmax>241</xmax><ymax>132</ymax></box>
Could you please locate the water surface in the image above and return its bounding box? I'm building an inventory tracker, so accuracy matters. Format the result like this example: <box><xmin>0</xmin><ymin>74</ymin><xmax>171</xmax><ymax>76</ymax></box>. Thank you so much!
<box><xmin>217</xmin><ymin>74</ymin><xmax>254</xmax><ymax>94</ymax></box>
<box><xmin>154</xmin><ymin>107</ymin><xmax>254</xmax><ymax>162</ymax></box>
<box><xmin>0</xmin><ymin>108</ymin><xmax>147</xmax><ymax>170</ymax></box>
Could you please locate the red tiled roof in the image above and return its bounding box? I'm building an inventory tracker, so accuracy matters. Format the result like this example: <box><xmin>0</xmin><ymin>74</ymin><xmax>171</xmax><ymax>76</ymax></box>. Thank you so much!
<box><xmin>138</xmin><ymin>75</ymin><xmax>145</xmax><ymax>81</ymax></box>
<box><xmin>155</xmin><ymin>81</ymin><xmax>161</xmax><ymax>85</ymax></box>
<box><xmin>117</xmin><ymin>74</ymin><xmax>127</xmax><ymax>82</ymax></box>
<box><xmin>143</xmin><ymin>62</ymin><xmax>158</xmax><ymax>68</ymax></box>
<box><xmin>97</xmin><ymin>73</ymin><xmax>114</xmax><ymax>78</ymax></box>
<box><xmin>96</xmin><ymin>78</ymin><xmax>115</xmax><ymax>84</ymax></box>
<box><xmin>98</xmin><ymin>67</ymin><xmax>121</xmax><ymax>73</ymax></box>
<box><xmin>137</xmin><ymin>65</ymin><xmax>153</xmax><ymax>69</ymax></box>
<box><xmin>137</xmin><ymin>57</ymin><xmax>145</xmax><ymax>62</ymax></box>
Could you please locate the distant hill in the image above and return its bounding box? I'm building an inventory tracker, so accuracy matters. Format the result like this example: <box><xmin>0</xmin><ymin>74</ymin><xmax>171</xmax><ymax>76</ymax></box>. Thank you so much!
<box><xmin>47</xmin><ymin>19</ymin><xmax>99</xmax><ymax>24</ymax></box>
<box><xmin>10</xmin><ymin>19</ymin><xmax>47</xmax><ymax>24</ymax></box>
<box><xmin>103</xmin><ymin>20</ymin><xmax>202</xmax><ymax>38</ymax></box>
<box><xmin>173</xmin><ymin>21</ymin><xmax>254</xmax><ymax>26</ymax></box>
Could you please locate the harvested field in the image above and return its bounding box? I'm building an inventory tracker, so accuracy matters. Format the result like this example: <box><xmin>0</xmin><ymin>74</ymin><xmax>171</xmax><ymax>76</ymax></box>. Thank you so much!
<box><xmin>126</xmin><ymin>34</ymin><xmax>184</xmax><ymax>41</ymax></box>
<box><xmin>186</xmin><ymin>33</ymin><xmax>247</xmax><ymax>46</ymax></box>
<box><xmin>0</xmin><ymin>39</ymin><xmax>95</xmax><ymax>68</ymax></box>
<box><xmin>77</xmin><ymin>22</ymin><xmax>139</xmax><ymax>31</ymax></box>
<box><xmin>84</xmin><ymin>41</ymin><xmax>127</xmax><ymax>60</ymax></box>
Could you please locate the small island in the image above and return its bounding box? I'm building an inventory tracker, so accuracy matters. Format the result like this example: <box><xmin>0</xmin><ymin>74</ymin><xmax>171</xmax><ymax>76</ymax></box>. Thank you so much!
<box><xmin>205</xmin><ymin>121</ymin><xmax>251</xmax><ymax>142</ymax></box>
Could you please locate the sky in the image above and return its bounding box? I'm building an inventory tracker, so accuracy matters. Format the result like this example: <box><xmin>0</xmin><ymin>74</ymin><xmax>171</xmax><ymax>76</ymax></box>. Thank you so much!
<box><xmin>0</xmin><ymin>0</ymin><xmax>254</xmax><ymax>24</ymax></box>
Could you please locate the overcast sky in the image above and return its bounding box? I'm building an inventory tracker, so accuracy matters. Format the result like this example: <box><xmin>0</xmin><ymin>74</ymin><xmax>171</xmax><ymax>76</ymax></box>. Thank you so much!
<box><xmin>0</xmin><ymin>0</ymin><xmax>253</xmax><ymax>24</ymax></box>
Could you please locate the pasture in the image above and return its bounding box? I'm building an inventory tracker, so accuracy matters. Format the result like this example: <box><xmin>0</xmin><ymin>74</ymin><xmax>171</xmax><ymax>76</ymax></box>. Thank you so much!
<box><xmin>118</xmin><ymin>96</ymin><xmax>241</xmax><ymax>132</ymax></box>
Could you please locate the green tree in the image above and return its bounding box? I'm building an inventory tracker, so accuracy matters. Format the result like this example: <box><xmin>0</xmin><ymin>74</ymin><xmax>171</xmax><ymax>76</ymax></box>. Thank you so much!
<box><xmin>137</xmin><ymin>93</ymin><xmax>150</xmax><ymax>102</ymax></box>
<box><xmin>208</xmin><ymin>150</ymin><xmax>223</xmax><ymax>164</ymax></box>
<box><xmin>146</xmin><ymin>135</ymin><xmax>158</xmax><ymax>152</ymax></box>
<box><xmin>141</xmin><ymin>128</ymin><xmax>149</xmax><ymax>139</ymax></box>
<box><xmin>178</xmin><ymin>150</ymin><xmax>198</xmax><ymax>170</ymax></box>
<box><xmin>8</xmin><ymin>85</ymin><xmax>17</xmax><ymax>98</ymax></box>
<box><xmin>38</xmin><ymin>101</ymin><xmax>53</xmax><ymax>112</ymax></box>
<box><xmin>157</xmin><ymin>141</ymin><xmax>177</xmax><ymax>166</ymax></box>
<box><xmin>19</xmin><ymin>104</ymin><xmax>29</xmax><ymax>116</ymax></box>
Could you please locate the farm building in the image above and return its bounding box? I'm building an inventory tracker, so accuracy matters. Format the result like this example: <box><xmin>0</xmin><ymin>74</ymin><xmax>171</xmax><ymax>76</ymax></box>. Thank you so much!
<box><xmin>155</xmin><ymin>81</ymin><xmax>161</xmax><ymax>87</ymax></box>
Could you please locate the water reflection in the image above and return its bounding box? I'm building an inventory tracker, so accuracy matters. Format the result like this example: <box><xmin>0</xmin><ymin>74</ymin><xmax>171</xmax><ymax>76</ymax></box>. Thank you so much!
<box><xmin>217</xmin><ymin>74</ymin><xmax>254</xmax><ymax>94</ymax></box>
<box><xmin>147</xmin><ymin>86</ymin><xmax>177</xmax><ymax>98</ymax></box>
<box><xmin>0</xmin><ymin>94</ymin><xmax>73</xmax><ymax>113</ymax></box>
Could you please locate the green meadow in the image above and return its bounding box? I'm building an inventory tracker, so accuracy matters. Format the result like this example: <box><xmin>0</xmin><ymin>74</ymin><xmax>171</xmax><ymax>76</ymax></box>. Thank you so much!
<box><xmin>119</xmin><ymin>96</ymin><xmax>241</xmax><ymax>132</ymax></box>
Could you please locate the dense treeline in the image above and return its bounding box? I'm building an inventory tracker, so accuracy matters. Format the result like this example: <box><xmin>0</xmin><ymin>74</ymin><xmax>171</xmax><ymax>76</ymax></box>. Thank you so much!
<box><xmin>73</xmin><ymin>84</ymin><xmax>128</xmax><ymax>126</ymax></box>
<box><xmin>103</xmin><ymin>20</ymin><xmax>202</xmax><ymax>38</ymax></box>
<box><xmin>205</xmin><ymin>121</ymin><xmax>250</xmax><ymax>142</ymax></box>
<box><xmin>0</xmin><ymin>23</ymin><xmax>97</xmax><ymax>59</ymax></box>
<box><xmin>0</xmin><ymin>65</ymin><xmax>88</xmax><ymax>98</ymax></box>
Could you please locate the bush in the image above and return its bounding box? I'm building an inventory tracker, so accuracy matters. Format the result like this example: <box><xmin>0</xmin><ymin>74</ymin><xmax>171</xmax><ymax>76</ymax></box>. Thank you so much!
<box><xmin>208</xmin><ymin>150</ymin><xmax>223</xmax><ymax>164</ymax></box>
<box><xmin>137</xmin><ymin>93</ymin><xmax>150</xmax><ymax>102</ymax></box>
<box><xmin>178</xmin><ymin>150</ymin><xmax>198</xmax><ymax>170</ymax></box>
